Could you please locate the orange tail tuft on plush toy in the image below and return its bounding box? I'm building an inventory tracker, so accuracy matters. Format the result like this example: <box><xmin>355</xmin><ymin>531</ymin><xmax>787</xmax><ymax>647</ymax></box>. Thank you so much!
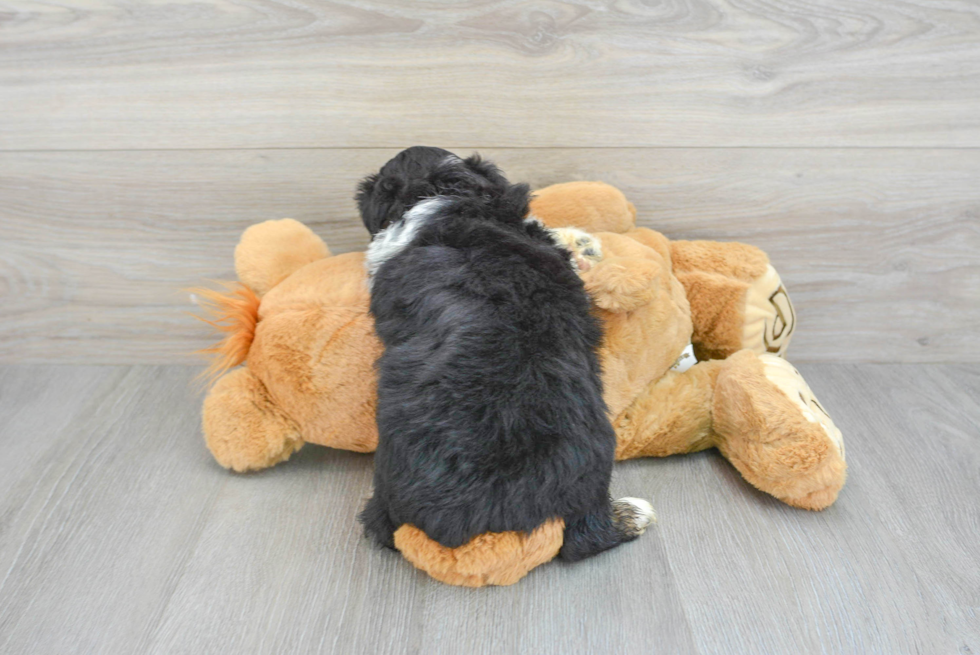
<box><xmin>193</xmin><ymin>218</ymin><xmax>345</xmax><ymax>472</ymax></box>
<box><xmin>190</xmin><ymin>282</ymin><xmax>261</xmax><ymax>383</ymax></box>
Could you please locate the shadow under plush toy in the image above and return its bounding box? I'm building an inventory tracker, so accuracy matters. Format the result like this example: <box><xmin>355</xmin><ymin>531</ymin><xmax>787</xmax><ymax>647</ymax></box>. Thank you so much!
<box><xmin>196</xmin><ymin>181</ymin><xmax>845</xmax><ymax>586</ymax></box>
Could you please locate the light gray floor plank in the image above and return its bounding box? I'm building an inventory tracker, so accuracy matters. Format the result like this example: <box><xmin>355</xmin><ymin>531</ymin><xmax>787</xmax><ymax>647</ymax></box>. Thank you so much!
<box><xmin>1</xmin><ymin>364</ymin><xmax>978</xmax><ymax>654</ymax></box>
<box><xmin>2</xmin><ymin>1</ymin><xmax>979</xmax><ymax>149</ymax></box>
<box><xmin>407</xmin><ymin>490</ymin><xmax>697</xmax><ymax>655</ymax></box>
<box><xmin>0</xmin><ymin>366</ymin><xmax>226</xmax><ymax>654</ymax></box>
<box><xmin>0</xmin><ymin>366</ymin><xmax>124</xmax><ymax>502</ymax></box>
<box><xmin>140</xmin><ymin>415</ymin><xmax>695</xmax><ymax>654</ymax></box>
<box><xmin>2</xmin><ymin>148</ymin><xmax>977</xmax><ymax>364</ymax></box>
<box><xmin>622</xmin><ymin>363</ymin><xmax>980</xmax><ymax>655</ymax></box>
<box><xmin>140</xmin><ymin>445</ymin><xmax>426</xmax><ymax>655</ymax></box>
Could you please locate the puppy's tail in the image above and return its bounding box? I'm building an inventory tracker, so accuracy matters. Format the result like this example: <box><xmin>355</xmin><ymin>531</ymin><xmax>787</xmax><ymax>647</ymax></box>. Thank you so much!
<box><xmin>188</xmin><ymin>282</ymin><xmax>261</xmax><ymax>385</ymax></box>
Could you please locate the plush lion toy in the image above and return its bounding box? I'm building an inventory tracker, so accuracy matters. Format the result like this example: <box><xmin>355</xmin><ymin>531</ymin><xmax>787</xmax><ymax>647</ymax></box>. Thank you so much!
<box><xmin>196</xmin><ymin>182</ymin><xmax>845</xmax><ymax>587</ymax></box>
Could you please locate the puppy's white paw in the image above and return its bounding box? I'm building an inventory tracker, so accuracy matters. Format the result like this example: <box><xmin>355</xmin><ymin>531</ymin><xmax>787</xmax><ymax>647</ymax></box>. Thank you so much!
<box><xmin>613</xmin><ymin>497</ymin><xmax>656</xmax><ymax>537</ymax></box>
<box><xmin>548</xmin><ymin>227</ymin><xmax>603</xmax><ymax>272</ymax></box>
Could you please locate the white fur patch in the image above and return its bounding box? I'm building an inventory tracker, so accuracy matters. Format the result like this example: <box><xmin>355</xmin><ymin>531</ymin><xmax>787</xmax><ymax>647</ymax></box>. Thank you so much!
<box><xmin>621</xmin><ymin>497</ymin><xmax>657</xmax><ymax>529</ymax></box>
<box><xmin>365</xmin><ymin>197</ymin><xmax>447</xmax><ymax>285</ymax></box>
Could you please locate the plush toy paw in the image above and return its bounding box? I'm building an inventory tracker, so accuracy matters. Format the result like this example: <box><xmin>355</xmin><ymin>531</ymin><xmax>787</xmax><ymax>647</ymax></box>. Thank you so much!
<box><xmin>235</xmin><ymin>218</ymin><xmax>331</xmax><ymax>297</ymax></box>
<box><xmin>393</xmin><ymin>519</ymin><xmax>565</xmax><ymax>587</ymax></box>
<box><xmin>671</xmin><ymin>240</ymin><xmax>796</xmax><ymax>359</ymax></box>
<box><xmin>202</xmin><ymin>367</ymin><xmax>304</xmax><ymax>472</ymax></box>
<box><xmin>758</xmin><ymin>354</ymin><xmax>844</xmax><ymax>460</ymax></box>
<box><xmin>713</xmin><ymin>351</ymin><xmax>846</xmax><ymax>510</ymax></box>
<box><xmin>529</xmin><ymin>181</ymin><xmax>637</xmax><ymax>234</ymax></box>
<box><xmin>612</xmin><ymin>497</ymin><xmax>657</xmax><ymax>537</ymax></box>
<box><xmin>548</xmin><ymin>227</ymin><xmax>603</xmax><ymax>272</ymax></box>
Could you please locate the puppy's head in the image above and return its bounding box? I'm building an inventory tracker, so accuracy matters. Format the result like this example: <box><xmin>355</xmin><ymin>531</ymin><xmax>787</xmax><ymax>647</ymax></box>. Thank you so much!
<box><xmin>356</xmin><ymin>146</ymin><xmax>512</xmax><ymax>235</ymax></box>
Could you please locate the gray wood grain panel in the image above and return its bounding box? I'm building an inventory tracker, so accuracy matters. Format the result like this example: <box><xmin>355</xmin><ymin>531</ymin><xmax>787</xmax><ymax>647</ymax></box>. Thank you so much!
<box><xmin>1</xmin><ymin>1</ymin><xmax>979</xmax><ymax>150</ymax></box>
<box><xmin>0</xmin><ymin>366</ymin><xmax>226</xmax><ymax>654</ymax></box>
<box><xmin>1</xmin><ymin>364</ymin><xmax>978</xmax><ymax>654</ymax></box>
<box><xmin>2</xmin><ymin>148</ymin><xmax>977</xmax><ymax>364</ymax></box>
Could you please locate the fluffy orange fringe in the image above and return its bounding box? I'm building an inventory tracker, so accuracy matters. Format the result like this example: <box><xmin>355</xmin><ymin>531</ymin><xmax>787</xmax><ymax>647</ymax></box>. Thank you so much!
<box><xmin>189</xmin><ymin>282</ymin><xmax>261</xmax><ymax>384</ymax></box>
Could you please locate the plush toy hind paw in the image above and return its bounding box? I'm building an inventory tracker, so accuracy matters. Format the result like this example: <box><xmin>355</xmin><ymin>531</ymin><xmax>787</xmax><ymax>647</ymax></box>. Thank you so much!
<box><xmin>713</xmin><ymin>351</ymin><xmax>846</xmax><ymax>510</ymax></box>
<box><xmin>202</xmin><ymin>367</ymin><xmax>304</xmax><ymax>472</ymax></box>
<box><xmin>758</xmin><ymin>355</ymin><xmax>844</xmax><ymax>460</ymax></box>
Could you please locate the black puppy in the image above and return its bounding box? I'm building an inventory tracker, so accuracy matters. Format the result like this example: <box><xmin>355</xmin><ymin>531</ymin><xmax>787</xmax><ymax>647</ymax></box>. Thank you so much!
<box><xmin>357</xmin><ymin>147</ymin><xmax>653</xmax><ymax>562</ymax></box>
<box><xmin>356</xmin><ymin>146</ymin><xmax>512</xmax><ymax>236</ymax></box>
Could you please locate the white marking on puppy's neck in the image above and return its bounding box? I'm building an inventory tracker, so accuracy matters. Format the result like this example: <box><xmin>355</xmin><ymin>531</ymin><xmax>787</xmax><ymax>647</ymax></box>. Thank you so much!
<box><xmin>523</xmin><ymin>214</ymin><xmax>544</xmax><ymax>228</ymax></box>
<box><xmin>365</xmin><ymin>197</ymin><xmax>447</xmax><ymax>286</ymax></box>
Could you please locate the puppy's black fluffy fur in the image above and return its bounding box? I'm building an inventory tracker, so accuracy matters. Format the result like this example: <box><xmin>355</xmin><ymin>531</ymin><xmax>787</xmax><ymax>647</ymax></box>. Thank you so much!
<box><xmin>356</xmin><ymin>146</ymin><xmax>511</xmax><ymax>236</ymax></box>
<box><xmin>358</xmin><ymin>147</ymin><xmax>639</xmax><ymax>562</ymax></box>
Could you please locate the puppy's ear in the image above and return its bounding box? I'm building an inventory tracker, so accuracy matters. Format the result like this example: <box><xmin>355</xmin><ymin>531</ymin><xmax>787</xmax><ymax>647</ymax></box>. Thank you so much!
<box><xmin>499</xmin><ymin>182</ymin><xmax>532</xmax><ymax>222</ymax></box>
<box><xmin>357</xmin><ymin>173</ymin><xmax>393</xmax><ymax>234</ymax></box>
<box><xmin>356</xmin><ymin>173</ymin><xmax>378</xmax><ymax>218</ymax></box>
<box><xmin>462</xmin><ymin>154</ymin><xmax>510</xmax><ymax>192</ymax></box>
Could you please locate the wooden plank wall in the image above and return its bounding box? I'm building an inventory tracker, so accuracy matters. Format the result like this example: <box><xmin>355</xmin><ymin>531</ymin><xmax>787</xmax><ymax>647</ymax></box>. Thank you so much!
<box><xmin>1</xmin><ymin>1</ymin><xmax>978</xmax><ymax>364</ymax></box>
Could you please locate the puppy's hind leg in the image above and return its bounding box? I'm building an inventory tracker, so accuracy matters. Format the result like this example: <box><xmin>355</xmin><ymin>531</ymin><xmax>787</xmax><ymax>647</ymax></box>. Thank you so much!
<box><xmin>559</xmin><ymin>497</ymin><xmax>655</xmax><ymax>562</ymax></box>
<box><xmin>359</xmin><ymin>494</ymin><xmax>399</xmax><ymax>550</ymax></box>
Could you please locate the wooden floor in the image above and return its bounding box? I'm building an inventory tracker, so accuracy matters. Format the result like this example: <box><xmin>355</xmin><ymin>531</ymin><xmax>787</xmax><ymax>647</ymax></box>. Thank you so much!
<box><xmin>0</xmin><ymin>363</ymin><xmax>977</xmax><ymax>654</ymax></box>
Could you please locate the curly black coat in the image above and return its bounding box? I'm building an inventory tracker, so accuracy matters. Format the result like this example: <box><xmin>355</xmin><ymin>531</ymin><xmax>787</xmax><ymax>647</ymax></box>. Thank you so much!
<box><xmin>357</xmin><ymin>147</ymin><xmax>641</xmax><ymax>561</ymax></box>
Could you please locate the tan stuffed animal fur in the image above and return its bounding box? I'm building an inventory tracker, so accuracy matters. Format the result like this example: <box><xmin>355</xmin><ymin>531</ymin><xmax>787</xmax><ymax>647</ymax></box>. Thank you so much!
<box><xmin>196</xmin><ymin>182</ymin><xmax>845</xmax><ymax>587</ymax></box>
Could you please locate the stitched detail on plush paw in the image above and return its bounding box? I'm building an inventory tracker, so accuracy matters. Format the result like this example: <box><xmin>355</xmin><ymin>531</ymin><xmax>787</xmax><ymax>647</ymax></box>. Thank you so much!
<box><xmin>759</xmin><ymin>354</ymin><xmax>845</xmax><ymax>461</ymax></box>
<box><xmin>743</xmin><ymin>265</ymin><xmax>796</xmax><ymax>357</ymax></box>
